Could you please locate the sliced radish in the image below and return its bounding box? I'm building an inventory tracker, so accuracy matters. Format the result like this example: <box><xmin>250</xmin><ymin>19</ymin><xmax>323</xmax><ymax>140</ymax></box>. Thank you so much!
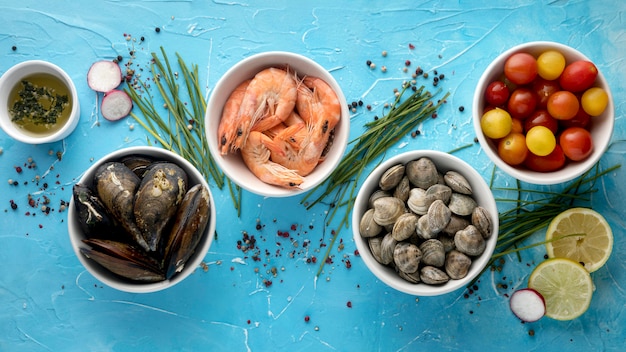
<box><xmin>101</xmin><ymin>89</ymin><xmax>133</xmax><ymax>121</ymax></box>
<box><xmin>87</xmin><ymin>60</ymin><xmax>122</xmax><ymax>92</ymax></box>
<box><xmin>509</xmin><ymin>288</ymin><xmax>546</xmax><ymax>322</ymax></box>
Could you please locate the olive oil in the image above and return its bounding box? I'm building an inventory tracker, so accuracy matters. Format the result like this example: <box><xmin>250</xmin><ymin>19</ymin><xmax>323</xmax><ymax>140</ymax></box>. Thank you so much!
<box><xmin>8</xmin><ymin>72</ymin><xmax>72</xmax><ymax>136</ymax></box>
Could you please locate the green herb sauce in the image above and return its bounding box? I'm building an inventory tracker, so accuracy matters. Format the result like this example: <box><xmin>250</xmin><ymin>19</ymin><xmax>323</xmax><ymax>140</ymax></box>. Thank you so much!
<box><xmin>9</xmin><ymin>73</ymin><xmax>72</xmax><ymax>136</ymax></box>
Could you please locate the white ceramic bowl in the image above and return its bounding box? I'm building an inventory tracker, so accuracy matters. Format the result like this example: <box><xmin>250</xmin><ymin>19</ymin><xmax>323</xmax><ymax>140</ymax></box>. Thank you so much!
<box><xmin>473</xmin><ymin>41</ymin><xmax>614</xmax><ymax>185</ymax></box>
<box><xmin>206</xmin><ymin>51</ymin><xmax>349</xmax><ymax>197</ymax></box>
<box><xmin>0</xmin><ymin>60</ymin><xmax>80</xmax><ymax>144</ymax></box>
<box><xmin>68</xmin><ymin>146</ymin><xmax>216</xmax><ymax>293</ymax></box>
<box><xmin>352</xmin><ymin>150</ymin><xmax>498</xmax><ymax>296</ymax></box>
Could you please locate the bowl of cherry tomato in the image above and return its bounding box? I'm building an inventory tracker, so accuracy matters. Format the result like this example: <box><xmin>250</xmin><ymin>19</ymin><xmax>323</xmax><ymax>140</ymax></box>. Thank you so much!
<box><xmin>473</xmin><ymin>41</ymin><xmax>614</xmax><ymax>184</ymax></box>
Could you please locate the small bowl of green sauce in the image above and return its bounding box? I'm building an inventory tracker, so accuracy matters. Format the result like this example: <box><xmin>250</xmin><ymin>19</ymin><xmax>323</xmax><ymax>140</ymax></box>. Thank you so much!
<box><xmin>0</xmin><ymin>60</ymin><xmax>80</xmax><ymax>144</ymax></box>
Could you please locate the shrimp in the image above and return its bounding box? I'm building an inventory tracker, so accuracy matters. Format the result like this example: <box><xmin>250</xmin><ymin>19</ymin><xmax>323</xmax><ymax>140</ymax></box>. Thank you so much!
<box><xmin>234</xmin><ymin>67</ymin><xmax>297</xmax><ymax>149</ymax></box>
<box><xmin>240</xmin><ymin>131</ymin><xmax>304</xmax><ymax>189</ymax></box>
<box><xmin>268</xmin><ymin>76</ymin><xmax>341</xmax><ymax>176</ymax></box>
<box><xmin>216</xmin><ymin>79</ymin><xmax>251</xmax><ymax>155</ymax></box>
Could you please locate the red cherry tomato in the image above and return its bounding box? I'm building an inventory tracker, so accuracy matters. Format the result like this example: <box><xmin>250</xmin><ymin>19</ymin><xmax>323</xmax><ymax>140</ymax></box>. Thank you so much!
<box><xmin>484</xmin><ymin>81</ymin><xmax>510</xmax><ymax>106</ymax></box>
<box><xmin>559</xmin><ymin>60</ymin><xmax>598</xmax><ymax>92</ymax></box>
<box><xmin>507</xmin><ymin>88</ymin><xmax>538</xmax><ymax>119</ymax></box>
<box><xmin>547</xmin><ymin>91</ymin><xmax>580</xmax><ymax>120</ymax></box>
<box><xmin>560</xmin><ymin>107</ymin><xmax>591</xmax><ymax>129</ymax></box>
<box><xmin>504</xmin><ymin>53</ymin><xmax>538</xmax><ymax>85</ymax></box>
<box><xmin>524</xmin><ymin>144</ymin><xmax>566</xmax><ymax>172</ymax></box>
<box><xmin>524</xmin><ymin>109</ymin><xmax>559</xmax><ymax>134</ymax></box>
<box><xmin>532</xmin><ymin>77</ymin><xmax>560</xmax><ymax>108</ymax></box>
<box><xmin>559</xmin><ymin>127</ymin><xmax>593</xmax><ymax>161</ymax></box>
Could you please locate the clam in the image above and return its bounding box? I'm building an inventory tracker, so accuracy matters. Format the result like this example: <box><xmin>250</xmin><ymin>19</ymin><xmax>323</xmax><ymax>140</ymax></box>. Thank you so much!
<box><xmin>471</xmin><ymin>206</ymin><xmax>493</xmax><ymax>239</ymax></box>
<box><xmin>391</xmin><ymin>212</ymin><xmax>419</xmax><ymax>241</ymax></box>
<box><xmin>420</xmin><ymin>265</ymin><xmax>450</xmax><ymax>285</ymax></box>
<box><xmin>424</xmin><ymin>183</ymin><xmax>452</xmax><ymax>205</ymax></box>
<box><xmin>393</xmin><ymin>242</ymin><xmax>422</xmax><ymax>274</ymax></box>
<box><xmin>94</xmin><ymin>162</ymin><xmax>148</xmax><ymax>252</ymax></box>
<box><xmin>406</xmin><ymin>157</ymin><xmax>438</xmax><ymax>189</ymax></box>
<box><xmin>443</xmin><ymin>214</ymin><xmax>470</xmax><ymax>236</ymax></box>
<box><xmin>454</xmin><ymin>225</ymin><xmax>486</xmax><ymax>257</ymax></box>
<box><xmin>427</xmin><ymin>199</ymin><xmax>451</xmax><ymax>234</ymax></box>
<box><xmin>393</xmin><ymin>176</ymin><xmax>411</xmax><ymax>203</ymax></box>
<box><xmin>372</xmin><ymin>197</ymin><xmax>405</xmax><ymax>226</ymax></box>
<box><xmin>379</xmin><ymin>164</ymin><xmax>405</xmax><ymax>191</ymax></box>
<box><xmin>368</xmin><ymin>190</ymin><xmax>390</xmax><ymax>209</ymax></box>
<box><xmin>420</xmin><ymin>239</ymin><xmax>445</xmax><ymax>267</ymax></box>
<box><xmin>379</xmin><ymin>233</ymin><xmax>397</xmax><ymax>265</ymax></box>
<box><xmin>359</xmin><ymin>208</ymin><xmax>383</xmax><ymax>238</ymax></box>
<box><xmin>416</xmin><ymin>214</ymin><xmax>437</xmax><ymax>240</ymax></box>
<box><xmin>407</xmin><ymin>187</ymin><xmax>428</xmax><ymax>215</ymax></box>
<box><xmin>444</xmin><ymin>170</ymin><xmax>472</xmax><ymax>195</ymax></box>
<box><xmin>398</xmin><ymin>269</ymin><xmax>421</xmax><ymax>284</ymax></box>
<box><xmin>448</xmin><ymin>193</ymin><xmax>477</xmax><ymax>216</ymax></box>
<box><xmin>445</xmin><ymin>250</ymin><xmax>472</xmax><ymax>280</ymax></box>
<box><xmin>134</xmin><ymin>162</ymin><xmax>188</xmax><ymax>252</ymax></box>
<box><xmin>439</xmin><ymin>235</ymin><xmax>456</xmax><ymax>253</ymax></box>
<box><xmin>368</xmin><ymin>237</ymin><xmax>384</xmax><ymax>264</ymax></box>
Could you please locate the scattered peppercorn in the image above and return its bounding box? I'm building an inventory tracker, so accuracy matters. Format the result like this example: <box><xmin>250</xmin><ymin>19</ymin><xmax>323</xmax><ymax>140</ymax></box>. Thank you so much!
<box><xmin>381</xmin><ymin>50</ymin><xmax>387</xmax><ymax>57</ymax></box>
<box><xmin>351</xmin><ymin>101</ymin><xmax>358</xmax><ymax>108</ymax></box>
<box><xmin>408</xmin><ymin>43</ymin><xmax>415</xmax><ymax>49</ymax></box>
<box><xmin>366</xmin><ymin>60</ymin><xmax>372</xmax><ymax>66</ymax></box>
<box><xmin>459</xmin><ymin>106</ymin><xmax>465</xmax><ymax>112</ymax></box>
<box><xmin>10</xmin><ymin>200</ymin><xmax>18</xmax><ymax>210</ymax></box>
<box><xmin>528</xmin><ymin>329</ymin><xmax>535</xmax><ymax>336</ymax></box>
<box><xmin>116</xmin><ymin>55</ymin><xmax>123</xmax><ymax>62</ymax></box>
<box><xmin>346</xmin><ymin>301</ymin><xmax>352</xmax><ymax>308</ymax></box>
<box><xmin>140</xmin><ymin>36</ymin><xmax>145</xmax><ymax>41</ymax></box>
<box><xmin>12</xmin><ymin>45</ymin><xmax>17</xmax><ymax>51</ymax></box>
<box><xmin>405</xmin><ymin>60</ymin><xmax>411</xmax><ymax>66</ymax></box>
<box><xmin>304</xmin><ymin>315</ymin><xmax>310</xmax><ymax>322</ymax></box>
<box><xmin>155</xmin><ymin>27</ymin><xmax>161</xmax><ymax>33</ymax></box>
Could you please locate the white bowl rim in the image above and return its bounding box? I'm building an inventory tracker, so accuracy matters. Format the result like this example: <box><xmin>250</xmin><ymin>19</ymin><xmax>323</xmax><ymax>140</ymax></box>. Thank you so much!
<box><xmin>0</xmin><ymin>60</ymin><xmax>80</xmax><ymax>144</ymax></box>
<box><xmin>67</xmin><ymin>146</ymin><xmax>216</xmax><ymax>293</ymax></box>
<box><xmin>352</xmin><ymin>150</ymin><xmax>499</xmax><ymax>296</ymax></box>
<box><xmin>205</xmin><ymin>51</ymin><xmax>350</xmax><ymax>197</ymax></box>
<box><xmin>472</xmin><ymin>41</ymin><xmax>615</xmax><ymax>185</ymax></box>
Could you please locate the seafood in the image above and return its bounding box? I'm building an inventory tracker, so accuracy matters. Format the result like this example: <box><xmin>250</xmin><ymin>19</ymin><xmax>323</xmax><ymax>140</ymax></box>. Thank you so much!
<box><xmin>394</xmin><ymin>242</ymin><xmax>422</xmax><ymax>274</ymax></box>
<box><xmin>217</xmin><ymin>80</ymin><xmax>251</xmax><ymax>155</ymax></box>
<box><xmin>358</xmin><ymin>157</ymin><xmax>495</xmax><ymax>286</ymax></box>
<box><xmin>74</xmin><ymin>156</ymin><xmax>212</xmax><ymax>283</ymax></box>
<box><xmin>248</xmin><ymin>67</ymin><xmax>298</xmax><ymax>132</ymax></box>
<box><xmin>94</xmin><ymin>162</ymin><xmax>148</xmax><ymax>251</ymax></box>
<box><xmin>240</xmin><ymin>131</ymin><xmax>304</xmax><ymax>189</ymax></box>
<box><xmin>134</xmin><ymin>162</ymin><xmax>188</xmax><ymax>252</ymax></box>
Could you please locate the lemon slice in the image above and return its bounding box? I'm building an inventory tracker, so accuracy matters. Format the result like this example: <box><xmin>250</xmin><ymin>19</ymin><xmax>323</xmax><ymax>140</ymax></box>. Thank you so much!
<box><xmin>528</xmin><ymin>258</ymin><xmax>594</xmax><ymax>321</ymax></box>
<box><xmin>545</xmin><ymin>207</ymin><xmax>613</xmax><ymax>272</ymax></box>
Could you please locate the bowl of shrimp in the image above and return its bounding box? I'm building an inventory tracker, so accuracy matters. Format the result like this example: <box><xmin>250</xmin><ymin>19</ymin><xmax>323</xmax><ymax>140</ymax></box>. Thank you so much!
<box><xmin>206</xmin><ymin>51</ymin><xmax>350</xmax><ymax>197</ymax></box>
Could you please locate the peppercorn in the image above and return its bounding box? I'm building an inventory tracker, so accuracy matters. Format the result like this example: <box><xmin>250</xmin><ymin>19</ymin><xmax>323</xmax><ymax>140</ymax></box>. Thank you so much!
<box><xmin>358</xmin><ymin>100</ymin><xmax>363</xmax><ymax>106</ymax></box>
<box><xmin>459</xmin><ymin>106</ymin><xmax>465</xmax><ymax>112</ymax></box>
<box><xmin>140</xmin><ymin>36</ymin><xmax>145</xmax><ymax>41</ymax></box>
<box><xmin>12</xmin><ymin>45</ymin><xmax>17</xmax><ymax>51</ymax></box>
<box><xmin>155</xmin><ymin>27</ymin><xmax>161</xmax><ymax>33</ymax></box>
<box><xmin>116</xmin><ymin>55</ymin><xmax>123</xmax><ymax>62</ymax></box>
<box><xmin>351</xmin><ymin>101</ymin><xmax>358</xmax><ymax>108</ymax></box>
<box><xmin>408</xmin><ymin>43</ymin><xmax>415</xmax><ymax>49</ymax></box>
<box><xmin>366</xmin><ymin>59</ymin><xmax>372</xmax><ymax>66</ymax></box>
<box><xmin>405</xmin><ymin>60</ymin><xmax>411</xmax><ymax>66</ymax></box>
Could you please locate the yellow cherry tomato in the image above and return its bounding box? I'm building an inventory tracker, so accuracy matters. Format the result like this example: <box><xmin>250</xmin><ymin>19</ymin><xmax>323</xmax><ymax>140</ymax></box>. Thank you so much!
<box><xmin>536</xmin><ymin>50</ymin><xmax>566</xmax><ymax>80</ymax></box>
<box><xmin>581</xmin><ymin>87</ymin><xmax>609</xmax><ymax>116</ymax></box>
<box><xmin>526</xmin><ymin>126</ymin><xmax>556</xmax><ymax>156</ymax></box>
<box><xmin>480</xmin><ymin>108</ymin><xmax>512</xmax><ymax>139</ymax></box>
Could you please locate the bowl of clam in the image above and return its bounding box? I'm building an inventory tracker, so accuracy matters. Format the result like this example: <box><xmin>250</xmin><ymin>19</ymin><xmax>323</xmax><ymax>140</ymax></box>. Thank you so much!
<box><xmin>352</xmin><ymin>150</ymin><xmax>498</xmax><ymax>296</ymax></box>
<box><xmin>68</xmin><ymin>146</ymin><xmax>216</xmax><ymax>293</ymax></box>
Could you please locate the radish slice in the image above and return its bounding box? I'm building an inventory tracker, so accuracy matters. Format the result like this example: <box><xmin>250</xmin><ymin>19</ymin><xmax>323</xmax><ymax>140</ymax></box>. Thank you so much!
<box><xmin>101</xmin><ymin>90</ymin><xmax>133</xmax><ymax>121</ymax></box>
<box><xmin>87</xmin><ymin>60</ymin><xmax>122</xmax><ymax>92</ymax></box>
<box><xmin>509</xmin><ymin>288</ymin><xmax>546</xmax><ymax>322</ymax></box>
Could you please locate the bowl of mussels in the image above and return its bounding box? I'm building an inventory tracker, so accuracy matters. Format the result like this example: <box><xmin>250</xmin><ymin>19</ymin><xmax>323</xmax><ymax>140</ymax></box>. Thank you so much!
<box><xmin>68</xmin><ymin>146</ymin><xmax>216</xmax><ymax>293</ymax></box>
<box><xmin>352</xmin><ymin>150</ymin><xmax>499</xmax><ymax>296</ymax></box>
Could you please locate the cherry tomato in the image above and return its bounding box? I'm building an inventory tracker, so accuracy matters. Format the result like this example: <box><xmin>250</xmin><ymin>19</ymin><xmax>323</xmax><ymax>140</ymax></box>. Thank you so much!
<box><xmin>581</xmin><ymin>87</ymin><xmax>608</xmax><ymax>116</ymax></box>
<box><xmin>524</xmin><ymin>110</ymin><xmax>559</xmax><ymax>134</ymax></box>
<box><xmin>559</xmin><ymin>60</ymin><xmax>598</xmax><ymax>92</ymax></box>
<box><xmin>484</xmin><ymin>81</ymin><xmax>510</xmax><ymax>106</ymax></box>
<box><xmin>547</xmin><ymin>90</ymin><xmax>580</xmax><ymax>120</ymax></box>
<box><xmin>480</xmin><ymin>108</ymin><xmax>512</xmax><ymax>139</ymax></box>
<box><xmin>532</xmin><ymin>77</ymin><xmax>560</xmax><ymax>108</ymax></box>
<box><xmin>498</xmin><ymin>132</ymin><xmax>529</xmax><ymax>166</ymax></box>
<box><xmin>507</xmin><ymin>88</ymin><xmax>538</xmax><ymax>119</ymax></box>
<box><xmin>524</xmin><ymin>144</ymin><xmax>566</xmax><ymax>172</ymax></box>
<box><xmin>526</xmin><ymin>126</ymin><xmax>556</xmax><ymax>156</ymax></box>
<box><xmin>536</xmin><ymin>50</ymin><xmax>566</xmax><ymax>80</ymax></box>
<box><xmin>504</xmin><ymin>53</ymin><xmax>538</xmax><ymax>85</ymax></box>
<box><xmin>560</xmin><ymin>107</ymin><xmax>591</xmax><ymax>129</ymax></box>
<box><xmin>511</xmin><ymin>118</ymin><xmax>524</xmax><ymax>134</ymax></box>
<box><xmin>559</xmin><ymin>127</ymin><xmax>593</xmax><ymax>161</ymax></box>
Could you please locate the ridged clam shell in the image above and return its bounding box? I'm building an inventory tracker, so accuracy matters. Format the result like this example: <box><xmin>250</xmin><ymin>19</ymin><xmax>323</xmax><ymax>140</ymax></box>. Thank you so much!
<box><xmin>471</xmin><ymin>206</ymin><xmax>493</xmax><ymax>239</ymax></box>
<box><xmin>379</xmin><ymin>164</ymin><xmax>405</xmax><ymax>191</ymax></box>
<box><xmin>420</xmin><ymin>239</ymin><xmax>446</xmax><ymax>267</ymax></box>
<box><xmin>398</xmin><ymin>268</ymin><xmax>421</xmax><ymax>283</ymax></box>
<box><xmin>443</xmin><ymin>215</ymin><xmax>470</xmax><ymax>236</ymax></box>
<box><xmin>448</xmin><ymin>193</ymin><xmax>477</xmax><ymax>216</ymax></box>
<box><xmin>392</xmin><ymin>176</ymin><xmax>411</xmax><ymax>203</ymax></box>
<box><xmin>393</xmin><ymin>242</ymin><xmax>422</xmax><ymax>274</ymax></box>
<box><xmin>372</xmin><ymin>197</ymin><xmax>405</xmax><ymax>226</ymax></box>
<box><xmin>392</xmin><ymin>212</ymin><xmax>419</xmax><ymax>241</ymax></box>
<box><xmin>427</xmin><ymin>199</ymin><xmax>451</xmax><ymax>234</ymax></box>
<box><xmin>445</xmin><ymin>250</ymin><xmax>472</xmax><ymax>280</ymax></box>
<box><xmin>425</xmin><ymin>184</ymin><xmax>452</xmax><ymax>205</ymax></box>
<box><xmin>406</xmin><ymin>157</ymin><xmax>438</xmax><ymax>189</ymax></box>
<box><xmin>407</xmin><ymin>188</ymin><xmax>428</xmax><ymax>215</ymax></box>
<box><xmin>439</xmin><ymin>235</ymin><xmax>456</xmax><ymax>252</ymax></box>
<box><xmin>454</xmin><ymin>225</ymin><xmax>486</xmax><ymax>257</ymax></box>
<box><xmin>444</xmin><ymin>170</ymin><xmax>472</xmax><ymax>195</ymax></box>
<box><xmin>420</xmin><ymin>265</ymin><xmax>450</xmax><ymax>285</ymax></box>
<box><xmin>368</xmin><ymin>237</ymin><xmax>384</xmax><ymax>264</ymax></box>
<box><xmin>379</xmin><ymin>233</ymin><xmax>397</xmax><ymax>265</ymax></box>
<box><xmin>359</xmin><ymin>208</ymin><xmax>383</xmax><ymax>238</ymax></box>
<box><xmin>368</xmin><ymin>190</ymin><xmax>390</xmax><ymax>209</ymax></box>
<box><xmin>416</xmin><ymin>215</ymin><xmax>437</xmax><ymax>240</ymax></box>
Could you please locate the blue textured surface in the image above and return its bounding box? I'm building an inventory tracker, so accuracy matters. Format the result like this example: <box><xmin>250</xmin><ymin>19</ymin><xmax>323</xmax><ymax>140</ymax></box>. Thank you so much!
<box><xmin>1</xmin><ymin>1</ymin><xmax>624</xmax><ymax>351</ymax></box>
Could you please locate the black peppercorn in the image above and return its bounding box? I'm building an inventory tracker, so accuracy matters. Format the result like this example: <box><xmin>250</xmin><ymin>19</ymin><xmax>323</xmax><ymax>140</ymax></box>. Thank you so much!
<box><xmin>155</xmin><ymin>27</ymin><xmax>161</xmax><ymax>33</ymax></box>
